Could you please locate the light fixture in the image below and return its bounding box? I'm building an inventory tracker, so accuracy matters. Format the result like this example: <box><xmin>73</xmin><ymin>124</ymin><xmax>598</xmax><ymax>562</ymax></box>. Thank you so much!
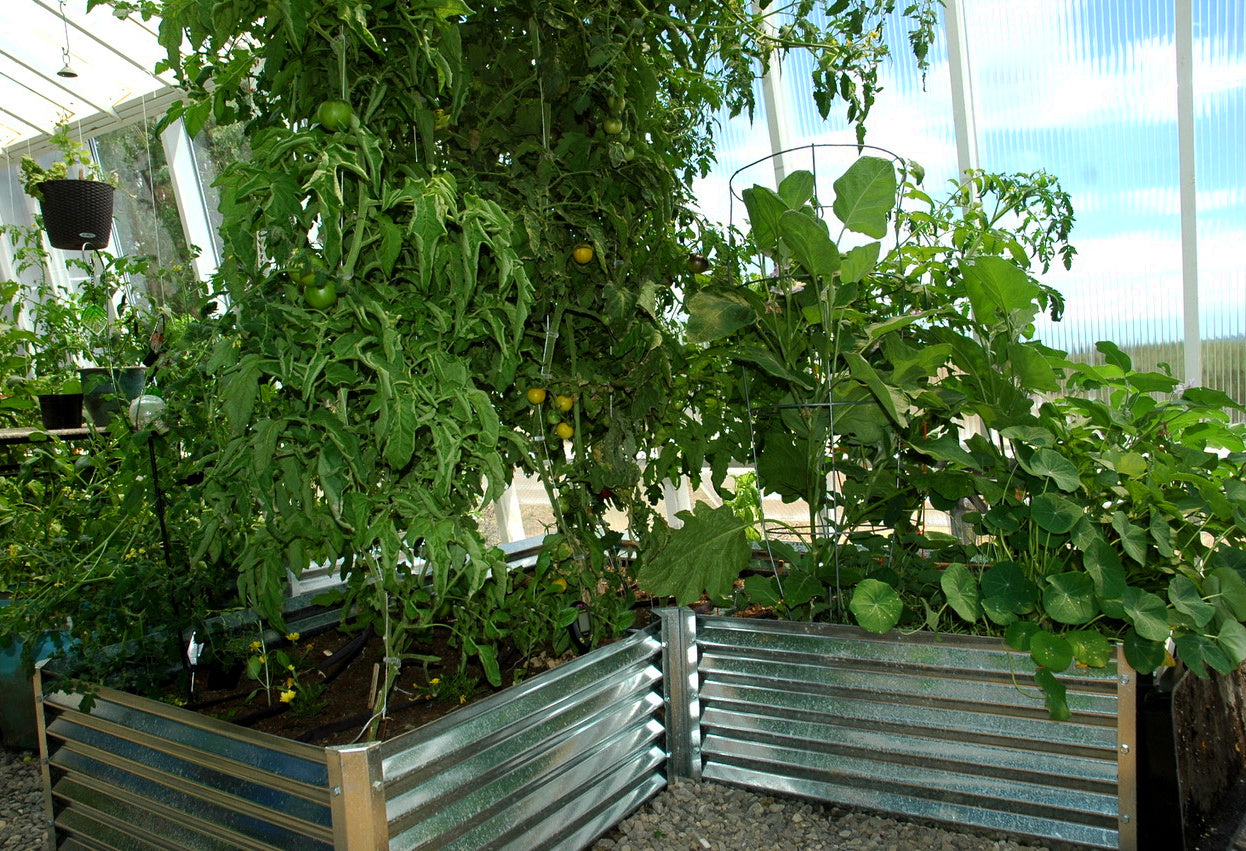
<box><xmin>56</xmin><ymin>0</ymin><xmax>78</xmax><ymax>78</ymax></box>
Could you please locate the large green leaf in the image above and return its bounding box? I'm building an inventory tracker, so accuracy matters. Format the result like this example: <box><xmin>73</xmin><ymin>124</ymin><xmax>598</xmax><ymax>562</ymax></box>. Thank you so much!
<box><xmin>1210</xmin><ymin>566</ymin><xmax>1246</xmax><ymax>619</ymax></box>
<box><xmin>779</xmin><ymin>210</ymin><xmax>840</xmax><ymax>283</ymax></box>
<box><xmin>735</xmin><ymin>345</ymin><xmax>814</xmax><ymax>389</ymax></box>
<box><xmin>1175</xmin><ymin>632</ymin><xmax>1233</xmax><ymax>677</ymax></box>
<box><xmin>1006</xmin><ymin>341</ymin><xmax>1060</xmax><ymax>392</ymax></box>
<box><xmin>1034</xmin><ymin>668</ymin><xmax>1071</xmax><ymax>721</ymax></box>
<box><xmin>685</xmin><ymin>289</ymin><xmax>757</xmax><ymax>344</ymax></box>
<box><xmin>832</xmin><ymin>156</ymin><xmax>896</xmax><ymax>238</ymax></box>
<box><xmin>839</xmin><ymin>242</ymin><xmax>880</xmax><ymax>284</ymax></box>
<box><xmin>777</xmin><ymin>170</ymin><xmax>815</xmax><ymax>208</ymax></box>
<box><xmin>757</xmin><ymin>433</ymin><xmax>824</xmax><ymax>506</ymax></box>
<box><xmin>1111</xmin><ymin>512</ymin><xmax>1148</xmax><ymax>565</ymax></box>
<box><xmin>849</xmin><ymin>578</ymin><xmax>903</xmax><ymax>633</ymax></box>
<box><xmin>960</xmin><ymin>255</ymin><xmax>1040</xmax><ymax>331</ymax></box>
<box><xmin>940</xmin><ymin>562</ymin><xmax>981</xmax><ymax>622</ymax></box>
<box><xmin>844</xmin><ymin>352</ymin><xmax>905</xmax><ymax>426</ymax></box>
<box><xmin>1217</xmin><ymin>619</ymin><xmax>1246</xmax><ymax>668</ymax></box>
<box><xmin>1043</xmin><ymin>573</ymin><xmax>1098</xmax><ymax>624</ymax></box>
<box><xmin>636</xmin><ymin>503</ymin><xmax>753</xmax><ymax>605</ymax></box>
<box><xmin>1081</xmin><ymin>538</ymin><xmax>1127</xmax><ymax>617</ymax></box>
<box><xmin>980</xmin><ymin>561</ymin><xmax>1040</xmax><ymax>624</ymax></box>
<box><xmin>743</xmin><ymin>185</ymin><xmax>790</xmax><ymax>258</ymax></box>
<box><xmin>1017</xmin><ymin>447</ymin><xmax>1081</xmax><ymax>493</ymax></box>
<box><xmin>1123</xmin><ymin>628</ymin><xmax>1167</xmax><ymax>673</ymax></box>
<box><xmin>1066</xmin><ymin>629</ymin><xmax>1113</xmax><ymax>668</ymax></box>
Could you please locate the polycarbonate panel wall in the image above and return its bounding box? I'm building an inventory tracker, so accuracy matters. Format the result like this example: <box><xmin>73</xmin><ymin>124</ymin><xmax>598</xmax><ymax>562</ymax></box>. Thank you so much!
<box><xmin>1192</xmin><ymin>0</ymin><xmax>1246</xmax><ymax>407</ymax></box>
<box><xmin>965</xmin><ymin>1</ymin><xmax>1185</xmax><ymax>379</ymax></box>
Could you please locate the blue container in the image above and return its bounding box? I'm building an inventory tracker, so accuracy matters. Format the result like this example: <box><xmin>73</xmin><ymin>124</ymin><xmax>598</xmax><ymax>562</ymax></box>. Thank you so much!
<box><xmin>0</xmin><ymin>603</ymin><xmax>70</xmax><ymax>749</ymax></box>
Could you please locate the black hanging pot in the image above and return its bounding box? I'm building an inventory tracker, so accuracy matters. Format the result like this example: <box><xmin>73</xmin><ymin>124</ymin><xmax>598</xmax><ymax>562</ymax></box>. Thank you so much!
<box><xmin>37</xmin><ymin>179</ymin><xmax>115</xmax><ymax>251</ymax></box>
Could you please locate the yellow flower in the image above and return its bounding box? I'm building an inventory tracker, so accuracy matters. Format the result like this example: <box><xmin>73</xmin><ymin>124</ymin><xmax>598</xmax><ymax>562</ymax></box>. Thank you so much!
<box><xmin>430</xmin><ymin>677</ymin><xmax>441</xmax><ymax>686</ymax></box>
<box><xmin>459</xmin><ymin>695</ymin><xmax>467</xmax><ymax>705</ymax></box>
<box><xmin>257</xmin><ymin>655</ymin><xmax>266</xmax><ymax>664</ymax></box>
<box><xmin>249</xmin><ymin>641</ymin><xmax>262</xmax><ymax>652</ymax></box>
<box><xmin>279</xmin><ymin>690</ymin><xmax>296</xmax><ymax>703</ymax></box>
<box><xmin>286</xmin><ymin>663</ymin><xmax>295</xmax><ymax>672</ymax></box>
<box><xmin>7</xmin><ymin>544</ymin><xmax>19</xmax><ymax>557</ymax></box>
<box><xmin>285</xmin><ymin>632</ymin><xmax>300</xmax><ymax>642</ymax></box>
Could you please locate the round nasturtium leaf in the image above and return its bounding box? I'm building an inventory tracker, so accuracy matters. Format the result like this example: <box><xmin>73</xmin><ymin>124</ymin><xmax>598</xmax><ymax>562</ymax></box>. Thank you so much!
<box><xmin>849</xmin><ymin>578</ymin><xmax>903</xmax><ymax>633</ymax></box>
<box><xmin>1031</xmin><ymin>492</ymin><xmax>1083</xmax><ymax>534</ymax></box>
<box><xmin>1004</xmin><ymin>621</ymin><xmax>1040</xmax><ymax>652</ymax></box>
<box><xmin>1066</xmin><ymin>629</ymin><xmax>1113</xmax><ymax>668</ymax></box>
<box><xmin>1043</xmin><ymin>572</ymin><xmax>1098</xmax><ymax>625</ymax></box>
<box><xmin>1029</xmin><ymin>630</ymin><xmax>1074</xmax><ymax>671</ymax></box>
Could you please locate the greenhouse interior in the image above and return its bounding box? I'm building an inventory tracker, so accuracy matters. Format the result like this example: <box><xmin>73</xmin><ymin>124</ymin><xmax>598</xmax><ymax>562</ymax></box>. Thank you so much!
<box><xmin>2</xmin><ymin>0</ymin><xmax>1246</xmax><ymax>849</ymax></box>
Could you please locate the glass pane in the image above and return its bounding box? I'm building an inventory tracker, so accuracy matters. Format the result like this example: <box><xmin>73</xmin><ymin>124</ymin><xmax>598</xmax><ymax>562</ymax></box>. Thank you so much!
<box><xmin>92</xmin><ymin>121</ymin><xmax>200</xmax><ymax>314</ymax></box>
<box><xmin>192</xmin><ymin>119</ymin><xmax>251</xmax><ymax>264</ymax></box>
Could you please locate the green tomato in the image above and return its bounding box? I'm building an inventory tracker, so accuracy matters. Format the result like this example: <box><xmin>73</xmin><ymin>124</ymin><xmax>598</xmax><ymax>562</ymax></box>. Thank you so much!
<box><xmin>602</xmin><ymin>117</ymin><xmax>623</xmax><ymax>135</ymax></box>
<box><xmin>317</xmin><ymin>100</ymin><xmax>354</xmax><ymax>132</ymax></box>
<box><xmin>304</xmin><ymin>280</ymin><xmax>338</xmax><ymax>309</ymax></box>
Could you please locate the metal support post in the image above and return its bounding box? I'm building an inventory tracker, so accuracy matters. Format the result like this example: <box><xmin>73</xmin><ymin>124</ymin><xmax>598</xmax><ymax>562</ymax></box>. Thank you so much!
<box><xmin>658</xmin><ymin>608</ymin><xmax>702</xmax><ymax>781</ymax></box>
<box><xmin>326</xmin><ymin>743</ymin><xmax>388</xmax><ymax>850</ymax></box>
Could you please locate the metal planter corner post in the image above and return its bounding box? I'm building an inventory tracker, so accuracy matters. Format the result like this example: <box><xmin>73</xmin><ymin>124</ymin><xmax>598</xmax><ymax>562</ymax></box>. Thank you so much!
<box><xmin>658</xmin><ymin>607</ymin><xmax>701</xmax><ymax>781</ymax></box>
<box><xmin>326</xmin><ymin>744</ymin><xmax>388</xmax><ymax>850</ymax></box>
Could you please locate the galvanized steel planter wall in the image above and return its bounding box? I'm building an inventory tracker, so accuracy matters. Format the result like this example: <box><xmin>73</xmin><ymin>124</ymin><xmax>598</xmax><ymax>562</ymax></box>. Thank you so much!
<box><xmin>661</xmin><ymin>612</ymin><xmax>1137</xmax><ymax>850</ymax></box>
<box><xmin>35</xmin><ymin>611</ymin><xmax>1138</xmax><ymax>850</ymax></box>
<box><xmin>34</xmin><ymin>623</ymin><xmax>666</xmax><ymax>850</ymax></box>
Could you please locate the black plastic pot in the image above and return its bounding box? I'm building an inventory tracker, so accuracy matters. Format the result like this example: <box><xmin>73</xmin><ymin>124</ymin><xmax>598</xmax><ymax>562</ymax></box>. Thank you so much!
<box><xmin>37</xmin><ymin>392</ymin><xmax>84</xmax><ymax>430</ymax></box>
<box><xmin>37</xmin><ymin>179</ymin><xmax>115</xmax><ymax>251</ymax></box>
<box><xmin>80</xmin><ymin>367</ymin><xmax>145</xmax><ymax>426</ymax></box>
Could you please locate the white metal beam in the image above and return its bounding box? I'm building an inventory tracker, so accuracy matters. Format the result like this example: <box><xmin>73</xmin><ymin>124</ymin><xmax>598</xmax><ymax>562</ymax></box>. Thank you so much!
<box><xmin>1175</xmin><ymin>0</ymin><xmax>1201</xmax><ymax>387</ymax></box>
<box><xmin>944</xmin><ymin>0</ymin><xmax>980</xmax><ymax>184</ymax></box>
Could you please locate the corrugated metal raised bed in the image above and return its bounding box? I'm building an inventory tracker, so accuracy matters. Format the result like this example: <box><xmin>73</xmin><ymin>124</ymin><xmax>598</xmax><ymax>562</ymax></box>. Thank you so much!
<box><xmin>35</xmin><ymin>609</ymin><xmax>1140</xmax><ymax>849</ymax></box>
<box><xmin>34</xmin><ymin>623</ymin><xmax>666</xmax><ymax>850</ymax></box>
<box><xmin>660</xmin><ymin>611</ymin><xmax>1137</xmax><ymax>850</ymax></box>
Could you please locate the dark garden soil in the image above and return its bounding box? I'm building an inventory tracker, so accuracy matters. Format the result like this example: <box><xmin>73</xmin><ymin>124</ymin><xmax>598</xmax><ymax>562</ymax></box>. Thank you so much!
<box><xmin>183</xmin><ymin>623</ymin><xmax>579</xmax><ymax>747</ymax></box>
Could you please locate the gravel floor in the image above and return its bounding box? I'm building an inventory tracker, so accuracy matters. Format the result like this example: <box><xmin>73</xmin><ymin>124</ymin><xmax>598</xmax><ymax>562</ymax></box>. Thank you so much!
<box><xmin>591</xmin><ymin>780</ymin><xmax>1086</xmax><ymax>851</ymax></box>
<box><xmin>3</xmin><ymin>750</ymin><xmax>1084</xmax><ymax>850</ymax></box>
<box><xmin>0</xmin><ymin>749</ymin><xmax>49</xmax><ymax>849</ymax></box>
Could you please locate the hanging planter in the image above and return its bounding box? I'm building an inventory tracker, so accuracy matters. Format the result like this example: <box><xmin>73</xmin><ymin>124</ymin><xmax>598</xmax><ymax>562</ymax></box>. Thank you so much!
<box><xmin>36</xmin><ymin>179</ymin><xmax>115</xmax><ymax>251</ymax></box>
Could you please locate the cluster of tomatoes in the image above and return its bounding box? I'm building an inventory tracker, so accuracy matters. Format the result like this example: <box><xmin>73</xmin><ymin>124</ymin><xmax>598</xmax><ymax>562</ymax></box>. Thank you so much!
<box><xmin>526</xmin><ymin>387</ymin><xmax>576</xmax><ymax>440</ymax></box>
